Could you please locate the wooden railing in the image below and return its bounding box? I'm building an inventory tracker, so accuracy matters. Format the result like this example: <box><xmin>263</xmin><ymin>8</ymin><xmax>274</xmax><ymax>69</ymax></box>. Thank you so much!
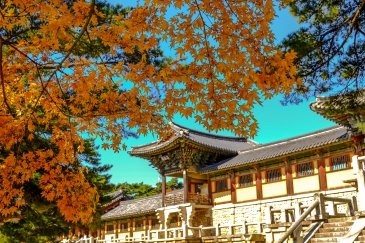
<box><xmin>164</xmin><ymin>190</ymin><xmax>211</xmax><ymax>206</ymax></box>
<box><xmin>277</xmin><ymin>193</ymin><xmax>357</xmax><ymax>243</ymax></box>
<box><xmin>188</xmin><ymin>193</ymin><xmax>210</xmax><ymax>205</ymax></box>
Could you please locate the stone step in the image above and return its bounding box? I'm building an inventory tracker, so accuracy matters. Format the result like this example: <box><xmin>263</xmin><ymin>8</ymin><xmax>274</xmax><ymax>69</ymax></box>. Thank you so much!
<box><xmin>327</xmin><ymin>216</ymin><xmax>357</xmax><ymax>223</ymax></box>
<box><xmin>311</xmin><ymin>237</ymin><xmax>339</xmax><ymax>242</ymax></box>
<box><xmin>323</xmin><ymin>221</ymin><xmax>354</xmax><ymax>228</ymax></box>
<box><xmin>358</xmin><ymin>235</ymin><xmax>365</xmax><ymax>241</ymax></box>
<box><xmin>314</xmin><ymin>231</ymin><xmax>345</xmax><ymax>237</ymax></box>
<box><xmin>319</xmin><ymin>226</ymin><xmax>351</xmax><ymax>232</ymax></box>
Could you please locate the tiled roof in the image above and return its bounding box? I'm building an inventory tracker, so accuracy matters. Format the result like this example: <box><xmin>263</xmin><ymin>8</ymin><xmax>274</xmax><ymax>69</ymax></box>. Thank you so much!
<box><xmin>310</xmin><ymin>90</ymin><xmax>365</xmax><ymax>128</ymax></box>
<box><xmin>200</xmin><ymin>126</ymin><xmax>350</xmax><ymax>172</ymax></box>
<box><xmin>101</xmin><ymin>190</ymin><xmax>182</xmax><ymax>221</ymax></box>
<box><xmin>130</xmin><ymin>123</ymin><xmax>257</xmax><ymax>155</ymax></box>
<box><xmin>104</xmin><ymin>189</ymin><xmax>126</xmax><ymax>208</ymax></box>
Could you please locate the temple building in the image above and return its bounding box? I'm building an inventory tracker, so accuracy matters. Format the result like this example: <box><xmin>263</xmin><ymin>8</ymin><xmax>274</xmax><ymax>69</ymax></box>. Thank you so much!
<box><xmin>98</xmin><ymin>92</ymin><xmax>365</xmax><ymax>243</ymax></box>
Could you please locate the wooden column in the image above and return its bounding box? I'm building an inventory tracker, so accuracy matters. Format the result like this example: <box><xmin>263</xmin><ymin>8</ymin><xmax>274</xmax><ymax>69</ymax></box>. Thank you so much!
<box><xmin>230</xmin><ymin>172</ymin><xmax>237</xmax><ymax>203</ymax></box>
<box><xmin>208</xmin><ymin>178</ymin><xmax>213</xmax><ymax>204</ymax></box>
<box><xmin>317</xmin><ymin>152</ymin><xmax>327</xmax><ymax>191</ymax></box>
<box><xmin>352</xmin><ymin>134</ymin><xmax>365</xmax><ymax>156</ymax></box>
<box><xmin>183</xmin><ymin>169</ymin><xmax>188</xmax><ymax>203</ymax></box>
<box><xmin>285</xmin><ymin>161</ymin><xmax>294</xmax><ymax>195</ymax></box>
<box><xmin>255</xmin><ymin>167</ymin><xmax>263</xmax><ymax>199</ymax></box>
<box><xmin>128</xmin><ymin>218</ymin><xmax>132</xmax><ymax>237</ymax></box>
<box><xmin>143</xmin><ymin>216</ymin><xmax>147</xmax><ymax>231</ymax></box>
<box><xmin>148</xmin><ymin>216</ymin><xmax>152</xmax><ymax>230</ymax></box>
<box><xmin>161</xmin><ymin>172</ymin><xmax>166</xmax><ymax>207</ymax></box>
<box><xmin>114</xmin><ymin>221</ymin><xmax>117</xmax><ymax>239</ymax></box>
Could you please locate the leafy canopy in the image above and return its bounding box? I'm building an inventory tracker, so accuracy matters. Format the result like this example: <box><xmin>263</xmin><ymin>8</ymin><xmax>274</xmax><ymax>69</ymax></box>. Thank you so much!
<box><xmin>0</xmin><ymin>0</ymin><xmax>298</xmax><ymax>223</ymax></box>
<box><xmin>281</xmin><ymin>0</ymin><xmax>365</xmax><ymax>104</ymax></box>
<box><xmin>0</xmin><ymin>139</ymin><xmax>114</xmax><ymax>242</ymax></box>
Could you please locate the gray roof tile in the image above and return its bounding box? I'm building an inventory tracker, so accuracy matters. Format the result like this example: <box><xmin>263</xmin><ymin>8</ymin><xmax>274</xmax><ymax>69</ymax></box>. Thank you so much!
<box><xmin>101</xmin><ymin>190</ymin><xmax>183</xmax><ymax>221</ymax></box>
<box><xmin>130</xmin><ymin>123</ymin><xmax>257</xmax><ymax>155</ymax></box>
<box><xmin>200</xmin><ymin>126</ymin><xmax>350</xmax><ymax>172</ymax></box>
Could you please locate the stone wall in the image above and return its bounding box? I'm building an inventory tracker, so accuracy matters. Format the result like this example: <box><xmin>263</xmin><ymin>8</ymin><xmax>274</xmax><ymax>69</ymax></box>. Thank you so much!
<box><xmin>212</xmin><ymin>188</ymin><xmax>357</xmax><ymax>234</ymax></box>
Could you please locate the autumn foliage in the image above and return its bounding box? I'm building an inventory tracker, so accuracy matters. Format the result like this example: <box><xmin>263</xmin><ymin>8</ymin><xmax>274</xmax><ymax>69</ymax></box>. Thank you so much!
<box><xmin>0</xmin><ymin>0</ymin><xmax>299</xmax><ymax>223</ymax></box>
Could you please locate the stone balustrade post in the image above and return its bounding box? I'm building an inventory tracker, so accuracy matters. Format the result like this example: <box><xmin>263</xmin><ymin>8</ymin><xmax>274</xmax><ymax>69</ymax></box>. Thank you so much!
<box><xmin>215</xmin><ymin>224</ymin><xmax>220</xmax><ymax>236</ymax></box>
<box><xmin>352</xmin><ymin>155</ymin><xmax>365</xmax><ymax>211</ymax></box>
<box><xmin>280</xmin><ymin>209</ymin><xmax>286</xmax><ymax>223</ymax></box>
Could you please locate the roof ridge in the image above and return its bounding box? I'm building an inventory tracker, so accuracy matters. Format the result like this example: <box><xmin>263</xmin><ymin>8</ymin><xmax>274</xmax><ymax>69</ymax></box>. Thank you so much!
<box><xmin>238</xmin><ymin>126</ymin><xmax>345</xmax><ymax>154</ymax></box>
<box><xmin>171</xmin><ymin>122</ymin><xmax>254</xmax><ymax>142</ymax></box>
<box><xmin>116</xmin><ymin>189</ymin><xmax>183</xmax><ymax>205</ymax></box>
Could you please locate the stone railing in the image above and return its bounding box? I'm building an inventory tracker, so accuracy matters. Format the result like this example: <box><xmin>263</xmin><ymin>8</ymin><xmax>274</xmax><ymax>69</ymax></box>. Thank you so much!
<box><xmin>276</xmin><ymin>193</ymin><xmax>357</xmax><ymax>243</ymax></box>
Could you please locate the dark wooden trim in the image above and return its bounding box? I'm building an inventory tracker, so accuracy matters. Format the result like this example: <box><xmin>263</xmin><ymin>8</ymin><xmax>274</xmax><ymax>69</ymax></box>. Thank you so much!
<box><xmin>256</xmin><ymin>169</ymin><xmax>262</xmax><ymax>199</ymax></box>
<box><xmin>295</xmin><ymin>161</ymin><xmax>316</xmax><ymax>178</ymax></box>
<box><xmin>329</xmin><ymin>153</ymin><xmax>352</xmax><ymax>171</ymax></box>
<box><xmin>237</xmin><ymin>173</ymin><xmax>254</xmax><ymax>188</ymax></box>
<box><xmin>208</xmin><ymin>178</ymin><xmax>213</xmax><ymax>204</ymax></box>
<box><xmin>265</xmin><ymin>167</ymin><xmax>284</xmax><ymax>183</ymax></box>
<box><xmin>230</xmin><ymin>172</ymin><xmax>237</xmax><ymax>203</ymax></box>
<box><xmin>161</xmin><ymin>174</ymin><xmax>166</xmax><ymax>207</ymax></box>
<box><xmin>183</xmin><ymin>169</ymin><xmax>188</xmax><ymax>203</ymax></box>
<box><xmin>214</xmin><ymin>178</ymin><xmax>228</xmax><ymax>192</ymax></box>
<box><xmin>286</xmin><ymin>162</ymin><xmax>293</xmax><ymax>195</ymax></box>
<box><xmin>317</xmin><ymin>157</ymin><xmax>327</xmax><ymax>191</ymax></box>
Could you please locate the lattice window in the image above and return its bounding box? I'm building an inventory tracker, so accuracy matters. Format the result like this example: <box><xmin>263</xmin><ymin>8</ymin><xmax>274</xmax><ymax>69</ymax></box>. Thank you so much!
<box><xmin>120</xmin><ymin>222</ymin><xmax>128</xmax><ymax>232</ymax></box>
<box><xmin>151</xmin><ymin>219</ymin><xmax>160</xmax><ymax>229</ymax></box>
<box><xmin>331</xmin><ymin>155</ymin><xmax>350</xmax><ymax>171</ymax></box>
<box><xmin>135</xmin><ymin>220</ymin><xmax>144</xmax><ymax>231</ymax></box>
<box><xmin>239</xmin><ymin>174</ymin><xmax>253</xmax><ymax>187</ymax></box>
<box><xmin>297</xmin><ymin>162</ymin><xmax>314</xmax><ymax>177</ymax></box>
<box><xmin>106</xmin><ymin>224</ymin><xmax>114</xmax><ymax>233</ymax></box>
<box><xmin>216</xmin><ymin>179</ymin><xmax>228</xmax><ymax>192</ymax></box>
<box><xmin>266</xmin><ymin>168</ymin><xmax>282</xmax><ymax>182</ymax></box>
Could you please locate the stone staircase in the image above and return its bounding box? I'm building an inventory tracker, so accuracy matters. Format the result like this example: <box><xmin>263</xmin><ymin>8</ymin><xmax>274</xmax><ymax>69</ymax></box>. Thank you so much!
<box><xmin>355</xmin><ymin>229</ymin><xmax>365</xmax><ymax>243</ymax></box>
<box><xmin>310</xmin><ymin>216</ymin><xmax>364</xmax><ymax>242</ymax></box>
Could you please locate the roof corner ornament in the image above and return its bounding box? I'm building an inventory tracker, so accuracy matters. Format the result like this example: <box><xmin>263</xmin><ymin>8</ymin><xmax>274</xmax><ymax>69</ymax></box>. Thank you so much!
<box><xmin>348</xmin><ymin>115</ymin><xmax>365</xmax><ymax>134</ymax></box>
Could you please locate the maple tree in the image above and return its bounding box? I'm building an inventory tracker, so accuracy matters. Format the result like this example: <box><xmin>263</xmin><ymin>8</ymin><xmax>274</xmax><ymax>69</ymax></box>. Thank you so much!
<box><xmin>0</xmin><ymin>0</ymin><xmax>299</xmax><ymax>223</ymax></box>
<box><xmin>0</xmin><ymin>139</ymin><xmax>114</xmax><ymax>242</ymax></box>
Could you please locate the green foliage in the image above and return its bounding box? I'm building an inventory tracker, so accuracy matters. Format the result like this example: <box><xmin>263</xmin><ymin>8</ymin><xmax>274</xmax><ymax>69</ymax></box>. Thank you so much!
<box><xmin>116</xmin><ymin>178</ymin><xmax>183</xmax><ymax>199</ymax></box>
<box><xmin>281</xmin><ymin>0</ymin><xmax>365</xmax><ymax>104</ymax></box>
<box><xmin>0</xmin><ymin>139</ymin><xmax>114</xmax><ymax>242</ymax></box>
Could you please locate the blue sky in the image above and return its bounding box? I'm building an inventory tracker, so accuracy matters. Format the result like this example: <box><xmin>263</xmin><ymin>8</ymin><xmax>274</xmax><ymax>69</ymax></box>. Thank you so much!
<box><xmin>99</xmin><ymin>2</ymin><xmax>335</xmax><ymax>185</ymax></box>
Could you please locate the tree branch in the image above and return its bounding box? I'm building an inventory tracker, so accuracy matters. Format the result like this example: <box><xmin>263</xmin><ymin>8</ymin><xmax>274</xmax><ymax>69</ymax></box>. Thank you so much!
<box><xmin>0</xmin><ymin>38</ymin><xmax>14</xmax><ymax>117</ymax></box>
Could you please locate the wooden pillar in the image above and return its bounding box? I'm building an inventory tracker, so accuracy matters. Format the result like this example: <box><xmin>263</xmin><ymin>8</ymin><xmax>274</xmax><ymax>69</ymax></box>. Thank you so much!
<box><xmin>255</xmin><ymin>167</ymin><xmax>263</xmax><ymax>199</ymax></box>
<box><xmin>285</xmin><ymin>161</ymin><xmax>293</xmax><ymax>195</ymax></box>
<box><xmin>161</xmin><ymin>172</ymin><xmax>166</xmax><ymax>207</ymax></box>
<box><xmin>183</xmin><ymin>169</ymin><xmax>188</xmax><ymax>203</ymax></box>
<box><xmin>317</xmin><ymin>152</ymin><xmax>327</xmax><ymax>191</ymax></box>
<box><xmin>208</xmin><ymin>178</ymin><xmax>213</xmax><ymax>204</ymax></box>
<box><xmin>128</xmin><ymin>218</ymin><xmax>132</xmax><ymax>237</ymax></box>
<box><xmin>143</xmin><ymin>216</ymin><xmax>147</xmax><ymax>231</ymax></box>
<box><xmin>230</xmin><ymin>172</ymin><xmax>237</xmax><ymax>203</ymax></box>
<box><xmin>148</xmin><ymin>216</ymin><xmax>152</xmax><ymax>230</ymax></box>
<box><xmin>114</xmin><ymin>221</ymin><xmax>118</xmax><ymax>239</ymax></box>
